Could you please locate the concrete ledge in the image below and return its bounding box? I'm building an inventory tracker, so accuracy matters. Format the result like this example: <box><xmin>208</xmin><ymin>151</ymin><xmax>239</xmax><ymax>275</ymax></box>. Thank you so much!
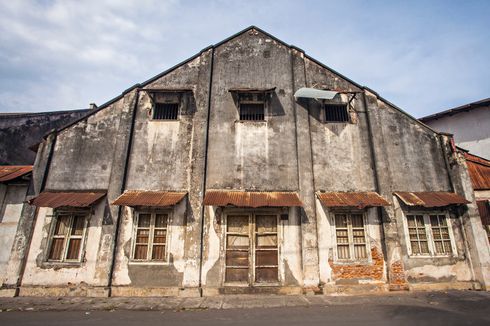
<box><xmin>19</xmin><ymin>286</ymin><xmax>109</xmax><ymax>297</ymax></box>
<box><xmin>110</xmin><ymin>286</ymin><xmax>200</xmax><ymax>297</ymax></box>
<box><xmin>0</xmin><ymin>288</ymin><xmax>16</xmax><ymax>297</ymax></box>
<box><xmin>408</xmin><ymin>281</ymin><xmax>479</xmax><ymax>292</ymax></box>
<box><xmin>203</xmin><ymin>286</ymin><xmax>303</xmax><ymax>296</ymax></box>
<box><xmin>323</xmin><ymin>283</ymin><xmax>388</xmax><ymax>295</ymax></box>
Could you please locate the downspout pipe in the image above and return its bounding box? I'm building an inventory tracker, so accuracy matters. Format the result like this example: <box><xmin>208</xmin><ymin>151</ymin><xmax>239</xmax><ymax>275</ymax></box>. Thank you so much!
<box><xmin>438</xmin><ymin>135</ymin><xmax>476</xmax><ymax>284</ymax></box>
<box><xmin>362</xmin><ymin>91</ymin><xmax>389</xmax><ymax>272</ymax></box>
<box><xmin>198</xmin><ymin>47</ymin><xmax>215</xmax><ymax>297</ymax></box>
<box><xmin>107</xmin><ymin>89</ymin><xmax>140</xmax><ymax>296</ymax></box>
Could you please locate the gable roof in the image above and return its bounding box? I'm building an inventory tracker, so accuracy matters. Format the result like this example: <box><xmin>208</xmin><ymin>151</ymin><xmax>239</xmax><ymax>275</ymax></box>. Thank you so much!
<box><xmin>465</xmin><ymin>152</ymin><xmax>490</xmax><ymax>190</ymax></box>
<box><xmin>420</xmin><ymin>98</ymin><xmax>490</xmax><ymax>122</ymax></box>
<box><xmin>52</xmin><ymin>25</ymin><xmax>440</xmax><ymax>137</ymax></box>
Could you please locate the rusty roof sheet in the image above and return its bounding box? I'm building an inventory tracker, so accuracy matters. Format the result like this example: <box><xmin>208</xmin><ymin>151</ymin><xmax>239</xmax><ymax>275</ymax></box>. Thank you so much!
<box><xmin>394</xmin><ymin>191</ymin><xmax>470</xmax><ymax>208</ymax></box>
<box><xmin>203</xmin><ymin>190</ymin><xmax>303</xmax><ymax>207</ymax></box>
<box><xmin>316</xmin><ymin>192</ymin><xmax>389</xmax><ymax>209</ymax></box>
<box><xmin>112</xmin><ymin>190</ymin><xmax>187</xmax><ymax>207</ymax></box>
<box><xmin>29</xmin><ymin>191</ymin><xmax>106</xmax><ymax>208</ymax></box>
<box><xmin>465</xmin><ymin>153</ymin><xmax>490</xmax><ymax>190</ymax></box>
<box><xmin>0</xmin><ymin>166</ymin><xmax>33</xmax><ymax>182</ymax></box>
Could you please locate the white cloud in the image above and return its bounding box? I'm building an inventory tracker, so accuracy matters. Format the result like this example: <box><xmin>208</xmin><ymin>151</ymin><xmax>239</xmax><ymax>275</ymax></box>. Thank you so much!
<box><xmin>0</xmin><ymin>0</ymin><xmax>488</xmax><ymax>116</ymax></box>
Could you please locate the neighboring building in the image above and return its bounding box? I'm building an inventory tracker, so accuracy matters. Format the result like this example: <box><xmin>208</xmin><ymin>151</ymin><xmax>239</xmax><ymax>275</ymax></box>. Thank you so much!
<box><xmin>420</xmin><ymin>98</ymin><xmax>490</xmax><ymax>159</ymax></box>
<box><xmin>1</xmin><ymin>26</ymin><xmax>489</xmax><ymax>297</ymax></box>
<box><xmin>0</xmin><ymin>166</ymin><xmax>32</xmax><ymax>297</ymax></box>
<box><xmin>0</xmin><ymin>109</ymin><xmax>90</xmax><ymax>165</ymax></box>
<box><xmin>465</xmin><ymin>152</ymin><xmax>490</xmax><ymax>242</ymax></box>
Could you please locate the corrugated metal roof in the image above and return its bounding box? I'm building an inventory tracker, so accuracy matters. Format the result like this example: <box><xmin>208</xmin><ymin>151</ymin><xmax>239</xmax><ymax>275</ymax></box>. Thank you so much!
<box><xmin>465</xmin><ymin>153</ymin><xmax>490</xmax><ymax>190</ymax></box>
<box><xmin>203</xmin><ymin>190</ymin><xmax>303</xmax><ymax>207</ymax></box>
<box><xmin>29</xmin><ymin>191</ymin><xmax>106</xmax><ymax>208</ymax></box>
<box><xmin>394</xmin><ymin>191</ymin><xmax>470</xmax><ymax>207</ymax></box>
<box><xmin>316</xmin><ymin>192</ymin><xmax>389</xmax><ymax>209</ymax></box>
<box><xmin>0</xmin><ymin>166</ymin><xmax>33</xmax><ymax>182</ymax></box>
<box><xmin>112</xmin><ymin>190</ymin><xmax>187</xmax><ymax>207</ymax></box>
<box><xmin>419</xmin><ymin>97</ymin><xmax>490</xmax><ymax>122</ymax></box>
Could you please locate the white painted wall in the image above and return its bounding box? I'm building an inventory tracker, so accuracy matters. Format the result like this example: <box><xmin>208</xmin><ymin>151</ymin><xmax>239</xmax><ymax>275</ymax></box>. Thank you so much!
<box><xmin>0</xmin><ymin>184</ymin><xmax>28</xmax><ymax>283</ymax></box>
<box><xmin>423</xmin><ymin>106</ymin><xmax>490</xmax><ymax>159</ymax></box>
<box><xmin>22</xmin><ymin>201</ymin><xmax>106</xmax><ymax>287</ymax></box>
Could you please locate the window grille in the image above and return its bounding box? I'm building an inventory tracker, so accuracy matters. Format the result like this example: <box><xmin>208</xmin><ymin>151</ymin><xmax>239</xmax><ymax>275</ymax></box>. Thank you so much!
<box><xmin>153</xmin><ymin>103</ymin><xmax>179</xmax><ymax>120</ymax></box>
<box><xmin>324</xmin><ymin>103</ymin><xmax>349</xmax><ymax>122</ymax></box>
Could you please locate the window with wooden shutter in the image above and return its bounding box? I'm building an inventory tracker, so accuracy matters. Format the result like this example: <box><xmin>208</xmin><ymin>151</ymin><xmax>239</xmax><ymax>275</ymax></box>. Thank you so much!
<box><xmin>132</xmin><ymin>211</ymin><xmax>169</xmax><ymax>262</ymax></box>
<box><xmin>47</xmin><ymin>212</ymin><xmax>88</xmax><ymax>262</ymax></box>
<box><xmin>334</xmin><ymin>212</ymin><xmax>368</xmax><ymax>261</ymax></box>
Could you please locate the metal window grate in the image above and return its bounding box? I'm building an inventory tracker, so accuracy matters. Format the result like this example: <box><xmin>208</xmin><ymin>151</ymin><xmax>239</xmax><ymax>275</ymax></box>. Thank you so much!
<box><xmin>153</xmin><ymin>103</ymin><xmax>179</xmax><ymax>120</ymax></box>
<box><xmin>240</xmin><ymin>103</ymin><xmax>265</xmax><ymax>121</ymax></box>
<box><xmin>324</xmin><ymin>103</ymin><xmax>349</xmax><ymax>122</ymax></box>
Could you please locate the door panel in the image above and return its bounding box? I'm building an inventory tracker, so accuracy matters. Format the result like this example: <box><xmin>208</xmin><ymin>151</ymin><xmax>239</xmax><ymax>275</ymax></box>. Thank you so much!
<box><xmin>225</xmin><ymin>215</ymin><xmax>250</xmax><ymax>283</ymax></box>
<box><xmin>254</xmin><ymin>215</ymin><xmax>278</xmax><ymax>283</ymax></box>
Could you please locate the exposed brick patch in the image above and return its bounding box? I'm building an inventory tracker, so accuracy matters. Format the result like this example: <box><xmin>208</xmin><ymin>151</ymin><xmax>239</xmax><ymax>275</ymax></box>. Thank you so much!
<box><xmin>328</xmin><ymin>247</ymin><xmax>384</xmax><ymax>281</ymax></box>
<box><xmin>388</xmin><ymin>260</ymin><xmax>409</xmax><ymax>291</ymax></box>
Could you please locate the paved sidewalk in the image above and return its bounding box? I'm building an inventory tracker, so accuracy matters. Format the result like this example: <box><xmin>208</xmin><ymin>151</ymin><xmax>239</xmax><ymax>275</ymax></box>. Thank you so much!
<box><xmin>0</xmin><ymin>290</ymin><xmax>489</xmax><ymax>312</ymax></box>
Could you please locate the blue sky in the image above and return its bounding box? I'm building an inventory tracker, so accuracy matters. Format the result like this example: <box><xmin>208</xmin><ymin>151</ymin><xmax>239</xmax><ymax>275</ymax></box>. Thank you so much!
<box><xmin>0</xmin><ymin>0</ymin><xmax>489</xmax><ymax>117</ymax></box>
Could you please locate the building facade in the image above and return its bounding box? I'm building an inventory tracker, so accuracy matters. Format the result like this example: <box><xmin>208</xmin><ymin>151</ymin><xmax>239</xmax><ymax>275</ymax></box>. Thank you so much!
<box><xmin>0</xmin><ymin>166</ymin><xmax>32</xmax><ymax>297</ymax></box>
<box><xmin>420</xmin><ymin>98</ymin><xmax>490</xmax><ymax>159</ymax></box>
<box><xmin>2</xmin><ymin>27</ymin><xmax>489</xmax><ymax>297</ymax></box>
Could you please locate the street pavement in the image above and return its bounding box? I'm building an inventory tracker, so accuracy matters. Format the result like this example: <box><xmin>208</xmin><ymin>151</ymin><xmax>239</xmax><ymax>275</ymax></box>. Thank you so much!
<box><xmin>0</xmin><ymin>290</ymin><xmax>489</xmax><ymax>325</ymax></box>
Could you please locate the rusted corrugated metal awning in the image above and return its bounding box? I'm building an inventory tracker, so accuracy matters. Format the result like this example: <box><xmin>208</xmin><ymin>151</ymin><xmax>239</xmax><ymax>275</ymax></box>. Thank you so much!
<box><xmin>112</xmin><ymin>190</ymin><xmax>187</xmax><ymax>207</ymax></box>
<box><xmin>29</xmin><ymin>191</ymin><xmax>106</xmax><ymax>208</ymax></box>
<box><xmin>465</xmin><ymin>153</ymin><xmax>490</xmax><ymax>190</ymax></box>
<box><xmin>316</xmin><ymin>192</ymin><xmax>389</xmax><ymax>209</ymax></box>
<box><xmin>0</xmin><ymin>166</ymin><xmax>33</xmax><ymax>182</ymax></box>
<box><xmin>394</xmin><ymin>191</ymin><xmax>470</xmax><ymax>207</ymax></box>
<box><xmin>203</xmin><ymin>190</ymin><xmax>303</xmax><ymax>207</ymax></box>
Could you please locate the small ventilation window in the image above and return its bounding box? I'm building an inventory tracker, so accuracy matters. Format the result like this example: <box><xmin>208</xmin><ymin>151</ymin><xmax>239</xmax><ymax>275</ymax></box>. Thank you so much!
<box><xmin>239</xmin><ymin>93</ymin><xmax>265</xmax><ymax>121</ymax></box>
<box><xmin>324</xmin><ymin>103</ymin><xmax>349</xmax><ymax>123</ymax></box>
<box><xmin>153</xmin><ymin>103</ymin><xmax>179</xmax><ymax>120</ymax></box>
<box><xmin>240</xmin><ymin>103</ymin><xmax>264</xmax><ymax>121</ymax></box>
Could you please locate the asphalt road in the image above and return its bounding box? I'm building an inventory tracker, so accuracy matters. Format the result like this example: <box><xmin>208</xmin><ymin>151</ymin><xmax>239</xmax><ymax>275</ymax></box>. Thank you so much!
<box><xmin>1</xmin><ymin>301</ymin><xmax>489</xmax><ymax>326</ymax></box>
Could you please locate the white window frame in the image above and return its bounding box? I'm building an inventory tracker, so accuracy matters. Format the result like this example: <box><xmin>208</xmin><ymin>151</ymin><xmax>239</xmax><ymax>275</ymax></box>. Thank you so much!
<box><xmin>46</xmin><ymin>210</ymin><xmax>89</xmax><ymax>263</ymax></box>
<box><xmin>331</xmin><ymin>210</ymin><xmax>371</xmax><ymax>263</ymax></box>
<box><xmin>402</xmin><ymin>211</ymin><xmax>457</xmax><ymax>257</ymax></box>
<box><xmin>130</xmin><ymin>210</ymin><xmax>171</xmax><ymax>264</ymax></box>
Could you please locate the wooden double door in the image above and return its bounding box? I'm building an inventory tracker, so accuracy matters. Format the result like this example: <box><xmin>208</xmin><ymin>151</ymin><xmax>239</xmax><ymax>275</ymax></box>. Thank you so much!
<box><xmin>225</xmin><ymin>213</ymin><xmax>279</xmax><ymax>285</ymax></box>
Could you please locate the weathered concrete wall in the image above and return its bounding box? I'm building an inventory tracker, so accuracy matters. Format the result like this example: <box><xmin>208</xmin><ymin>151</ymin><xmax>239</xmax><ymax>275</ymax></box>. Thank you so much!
<box><xmin>20</xmin><ymin>90</ymin><xmax>138</xmax><ymax>295</ymax></box>
<box><xmin>206</xmin><ymin>30</ymin><xmax>298</xmax><ymax>191</ymax></box>
<box><xmin>112</xmin><ymin>202</ymin><xmax>187</xmax><ymax>295</ymax></box>
<box><xmin>0</xmin><ymin>184</ymin><xmax>29</xmax><ymax>283</ymax></box>
<box><xmin>0</xmin><ymin>110</ymin><xmax>89</xmax><ymax>165</ymax></box>
<box><xmin>20</xmin><ymin>201</ymin><xmax>108</xmax><ymax>296</ymax></box>
<box><xmin>305</xmin><ymin>59</ymin><xmax>375</xmax><ymax>192</ymax></box>
<box><xmin>423</xmin><ymin>105</ymin><xmax>490</xmax><ymax>159</ymax></box>
<box><xmin>45</xmin><ymin>104</ymin><xmax>125</xmax><ymax>191</ymax></box>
